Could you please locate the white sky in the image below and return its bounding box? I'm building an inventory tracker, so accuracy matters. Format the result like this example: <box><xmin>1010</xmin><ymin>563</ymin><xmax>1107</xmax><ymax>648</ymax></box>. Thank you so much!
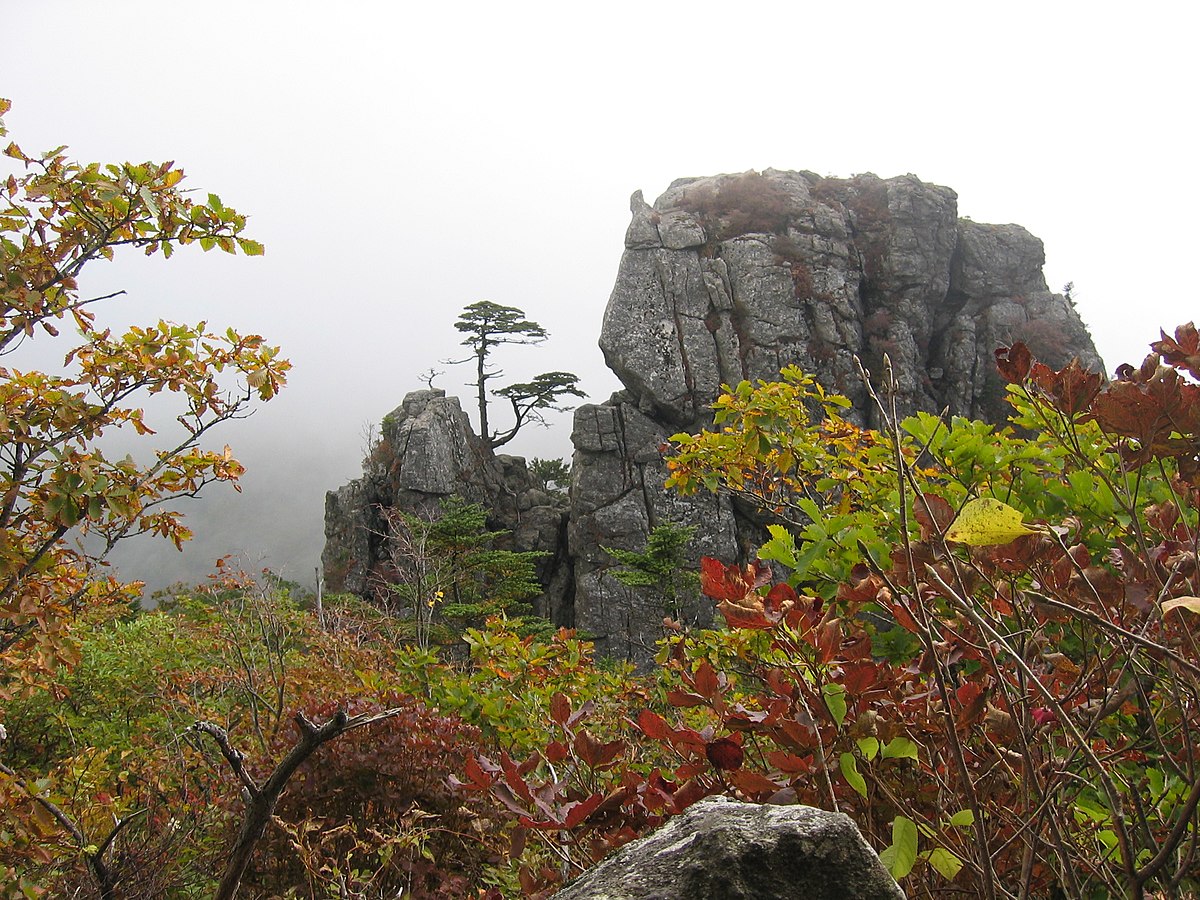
<box><xmin>3</xmin><ymin>1</ymin><xmax>1196</xmax><ymax>590</ymax></box>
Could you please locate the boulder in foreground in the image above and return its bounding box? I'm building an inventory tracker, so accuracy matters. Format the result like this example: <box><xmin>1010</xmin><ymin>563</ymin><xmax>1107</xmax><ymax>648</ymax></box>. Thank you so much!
<box><xmin>551</xmin><ymin>797</ymin><xmax>905</xmax><ymax>900</ymax></box>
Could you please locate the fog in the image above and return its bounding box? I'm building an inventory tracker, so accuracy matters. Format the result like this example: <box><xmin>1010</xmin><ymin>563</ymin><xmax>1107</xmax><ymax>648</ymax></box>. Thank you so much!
<box><xmin>4</xmin><ymin>2</ymin><xmax>1195</xmax><ymax>593</ymax></box>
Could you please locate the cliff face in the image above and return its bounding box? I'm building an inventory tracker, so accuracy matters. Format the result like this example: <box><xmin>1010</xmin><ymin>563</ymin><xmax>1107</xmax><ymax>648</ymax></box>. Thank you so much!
<box><xmin>602</xmin><ymin>170</ymin><xmax>1098</xmax><ymax>428</ymax></box>
<box><xmin>324</xmin><ymin>169</ymin><xmax>1102</xmax><ymax>664</ymax></box>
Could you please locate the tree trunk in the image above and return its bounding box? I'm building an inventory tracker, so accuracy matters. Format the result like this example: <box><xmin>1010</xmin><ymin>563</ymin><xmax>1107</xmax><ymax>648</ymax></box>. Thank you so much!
<box><xmin>202</xmin><ymin>710</ymin><xmax>350</xmax><ymax>900</ymax></box>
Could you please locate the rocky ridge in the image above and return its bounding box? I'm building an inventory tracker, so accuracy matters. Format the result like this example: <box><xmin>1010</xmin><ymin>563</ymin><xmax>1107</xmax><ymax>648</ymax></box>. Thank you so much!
<box><xmin>324</xmin><ymin>169</ymin><xmax>1102</xmax><ymax>663</ymax></box>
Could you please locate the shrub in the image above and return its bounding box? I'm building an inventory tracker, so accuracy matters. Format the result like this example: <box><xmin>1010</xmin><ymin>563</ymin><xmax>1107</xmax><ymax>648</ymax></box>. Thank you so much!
<box><xmin>234</xmin><ymin>695</ymin><xmax>489</xmax><ymax>899</ymax></box>
<box><xmin>467</xmin><ymin>325</ymin><xmax>1200</xmax><ymax>898</ymax></box>
<box><xmin>678</xmin><ymin>171</ymin><xmax>797</xmax><ymax>240</ymax></box>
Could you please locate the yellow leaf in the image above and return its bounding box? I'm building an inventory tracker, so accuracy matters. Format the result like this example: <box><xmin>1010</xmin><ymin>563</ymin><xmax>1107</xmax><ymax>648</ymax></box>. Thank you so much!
<box><xmin>1162</xmin><ymin>596</ymin><xmax>1200</xmax><ymax>616</ymax></box>
<box><xmin>945</xmin><ymin>498</ymin><xmax>1039</xmax><ymax>546</ymax></box>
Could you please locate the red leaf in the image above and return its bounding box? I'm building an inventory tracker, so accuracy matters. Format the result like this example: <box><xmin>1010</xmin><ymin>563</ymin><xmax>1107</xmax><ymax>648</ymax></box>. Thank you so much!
<box><xmin>463</xmin><ymin>755</ymin><xmax>495</xmax><ymax>789</ymax></box>
<box><xmin>955</xmin><ymin>681</ymin><xmax>987</xmax><ymax>729</ymax></box>
<box><xmin>766</xmin><ymin>786</ymin><xmax>798</xmax><ymax>805</ymax></box>
<box><xmin>562</xmin><ymin>792</ymin><xmax>606</xmax><ymax>829</ymax></box>
<box><xmin>776</xmin><ymin>717</ymin><xmax>814</xmax><ymax>751</ymax></box>
<box><xmin>700</xmin><ymin>556</ymin><xmax>748</xmax><ymax>600</ymax></box>
<box><xmin>995</xmin><ymin>342</ymin><xmax>1033</xmax><ymax>383</ymax></box>
<box><xmin>1090</xmin><ymin>379</ymin><xmax>1168</xmax><ymax>443</ymax></box>
<box><xmin>700</xmin><ymin>556</ymin><xmax>771</xmax><ymax>601</ymax></box>
<box><xmin>717</xmin><ymin>597</ymin><xmax>774</xmax><ymax>630</ymax></box>
<box><xmin>672</xmin><ymin>777</ymin><xmax>712</xmax><ymax>813</ymax></box>
<box><xmin>889</xmin><ymin>599</ymin><xmax>919</xmax><ymax>633</ymax></box>
<box><xmin>516</xmin><ymin>751</ymin><xmax>541</xmax><ymax>778</ymax></box>
<box><xmin>1031</xmin><ymin>707</ymin><xmax>1058</xmax><ymax>727</ymax></box>
<box><xmin>649</xmin><ymin>770</ymin><xmax>676</xmax><ymax>794</ymax></box>
<box><xmin>545</xmin><ymin>740</ymin><xmax>569</xmax><ymax>763</ymax></box>
<box><xmin>842</xmin><ymin>661</ymin><xmax>880</xmax><ymax>696</ymax></box>
<box><xmin>491</xmin><ymin>782</ymin><xmax>532</xmax><ymax>817</ymax></box>
<box><xmin>764</xmin><ymin>667</ymin><xmax>797</xmax><ymax>699</ymax></box>
<box><xmin>1030</xmin><ymin>358</ymin><xmax>1103</xmax><ymax>416</ymax></box>
<box><xmin>550</xmin><ymin>692</ymin><xmax>571</xmax><ymax>726</ymax></box>
<box><xmin>728</xmin><ymin>768</ymin><xmax>783</xmax><ymax>797</ymax></box>
<box><xmin>574</xmin><ymin>730</ymin><xmax>624</xmax><ymax>769</ymax></box>
<box><xmin>566</xmin><ymin>699</ymin><xmax>596</xmax><ymax>729</ymax></box>
<box><xmin>913</xmin><ymin>492</ymin><xmax>955</xmax><ymax>540</ymax></box>
<box><xmin>1153</xmin><ymin>322</ymin><xmax>1200</xmax><ymax>379</ymax></box>
<box><xmin>693</xmin><ymin>661</ymin><xmax>719</xmax><ymax>698</ymax></box>
<box><xmin>814</xmin><ymin>617</ymin><xmax>842</xmax><ymax>663</ymax></box>
<box><xmin>767</xmin><ymin>749</ymin><xmax>813</xmax><ymax>774</ymax></box>
<box><xmin>501</xmin><ymin>754</ymin><xmax>536</xmax><ymax>803</ymax></box>
<box><xmin>509</xmin><ymin>826</ymin><xmax>527</xmax><ymax>859</ymax></box>
<box><xmin>669</xmin><ymin>727</ymin><xmax>709</xmax><ymax>755</ymax></box>
<box><xmin>764</xmin><ymin>582</ymin><xmax>798</xmax><ymax>621</ymax></box>
<box><xmin>667</xmin><ymin>688</ymin><xmax>708</xmax><ymax>708</ymax></box>
<box><xmin>706</xmin><ymin>736</ymin><xmax>744</xmax><ymax>770</ymax></box>
<box><xmin>637</xmin><ymin>709</ymin><xmax>671</xmax><ymax>741</ymax></box>
<box><xmin>724</xmin><ymin>707</ymin><xmax>769</xmax><ymax>730</ymax></box>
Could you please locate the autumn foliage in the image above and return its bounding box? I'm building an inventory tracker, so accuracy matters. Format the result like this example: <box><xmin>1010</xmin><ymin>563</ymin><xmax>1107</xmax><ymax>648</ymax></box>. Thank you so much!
<box><xmin>457</xmin><ymin>324</ymin><xmax>1200</xmax><ymax>898</ymax></box>
<box><xmin>0</xmin><ymin>97</ymin><xmax>288</xmax><ymax>702</ymax></box>
<box><xmin>9</xmin><ymin>320</ymin><xmax>1200</xmax><ymax>897</ymax></box>
<box><xmin>6</xmin><ymin>100</ymin><xmax>1200</xmax><ymax>900</ymax></box>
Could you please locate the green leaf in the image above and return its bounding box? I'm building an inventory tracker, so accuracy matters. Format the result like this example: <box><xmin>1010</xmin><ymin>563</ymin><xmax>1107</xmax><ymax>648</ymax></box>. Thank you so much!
<box><xmin>856</xmin><ymin>736</ymin><xmax>880</xmax><ymax>760</ymax></box>
<box><xmin>839</xmin><ymin>752</ymin><xmax>867</xmax><ymax>798</ymax></box>
<box><xmin>1074</xmin><ymin>798</ymin><xmax>1110</xmax><ymax>824</ymax></box>
<box><xmin>945</xmin><ymin>498</ymin><xmax>1039</xmax><ymax>546</ymax></box>
<box><xmin>946</xmin><ymin>808</ymin><xmax>975</xmax><ymax>827</ymax></box>
<box><xmin>757</xmin><ymin>524</ymin><xmax>798</xmax><ymax>568</ymax></box>
<box><xmin>822</xmin><ymin>682</ymin><xmax>847</xmax><ymax>728</ymax></box>
<box><xmin>922</xmin><ymin>847</ymin><xmax>964</xmax><ymax>880</ymax></box>
<box><xmin>1097</xmin><ymin>828</ymin><xmax>1121</xmax><ymax>860</ymax></box>
<box><xmin>207</xmin><ymin>192</ymin><xmax>223</xmax><ymax>211</ymax></box>
<box><xmin>138</xmin><ymin>184</ymin><xmax>160</xmax><ymax>218</ymax></box>
<box><xmin>881</xmin><ymin>736</ymin><xmax>919</xmax><ymax>761</ymax></box>
<box><xmin>879</xmin><ymin>815</ymin><xmax>918</xmax><ymax>879</ymax></box>
<box><xmin>237</xmin><ymin>238</ymin><xmax>265</xmax><ymax>256</ymax></box>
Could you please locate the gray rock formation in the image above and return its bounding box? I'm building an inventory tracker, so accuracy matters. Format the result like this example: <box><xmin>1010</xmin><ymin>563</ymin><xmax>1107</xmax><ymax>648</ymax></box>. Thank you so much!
<box><xmin>324</xmin><ymin>169</ymin><xmax>1101</xmax><ymax>662</ymax></box>
<box><xmin>568</xmin><ymin>397</ymin><xmax>739</xmax><ymax>658</ymax></box>
<box><xmin>321</xmin><ymin>389</ymin><xmax>572</xmax><ymax>621</ymax></box>
<box><xmin>550</xmin><ymin>797</ymin><xmax>905</xmax><ymax>900</ymax></box>
<box><xmin>601</xmin><ymin>171</ymin><xmax>1098</xmax><ymax>428</ymax></box>
<box><xmin>570</xmin><ymin>170</ymin><xmax>1101</xmax><ymax>662</ymax></box>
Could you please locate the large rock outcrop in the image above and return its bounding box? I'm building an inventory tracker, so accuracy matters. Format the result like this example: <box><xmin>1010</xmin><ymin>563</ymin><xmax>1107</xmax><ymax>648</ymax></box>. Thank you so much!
<box><xmin>324</xmin><ymin>170</ymin><xmax>1102</xmax><ymax>663</ymax></box>
<box><xmin>321</xmin><ymin>389</ymin><xmax>572</xmax><ymax>623</ymax></box>
<box><xmin>570</xmin><ymin>170</ymin><xmax>1101</xmax><ymax>661</ymax></box>
<box><xmin>550</xmin><ymin>797</ymin><xmax>905</xmax><ymax>900</ymax></box>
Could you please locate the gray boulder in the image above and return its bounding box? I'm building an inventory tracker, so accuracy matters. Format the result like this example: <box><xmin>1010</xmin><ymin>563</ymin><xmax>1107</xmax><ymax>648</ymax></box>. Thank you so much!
<box><xmin>551</xmin><ymin>797</ymin><xmax>905</xmax><ymax>900</ymax></box>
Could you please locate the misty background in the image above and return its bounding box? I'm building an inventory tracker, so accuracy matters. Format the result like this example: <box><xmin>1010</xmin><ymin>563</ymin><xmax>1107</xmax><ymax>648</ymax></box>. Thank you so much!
<box><xmin>3</xmin><ymin>2</ymin><xmax>1195</xmax><ymax>594</ymax></box>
